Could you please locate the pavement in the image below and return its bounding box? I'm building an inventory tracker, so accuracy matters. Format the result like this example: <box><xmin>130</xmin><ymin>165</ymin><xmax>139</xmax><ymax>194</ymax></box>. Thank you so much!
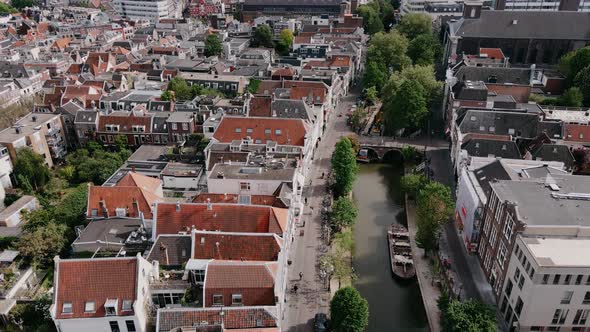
<box><xmin>282</xmin><ymin>88</ymin><xmax>360</xmax><ymax>332</ymax></box>
<box><xmin>406</xmin><ymin>199</ymin><xmax>442</xmax><ymax>332</ymax></box>
<box><xmin>426</xmin><ymin>149</ymin><xmax>495</xmax><ymax>306</ymax></box>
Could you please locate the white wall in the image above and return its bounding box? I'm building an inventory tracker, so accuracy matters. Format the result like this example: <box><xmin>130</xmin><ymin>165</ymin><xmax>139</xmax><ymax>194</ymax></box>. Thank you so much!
<box><xmin>162</xmin><ymin>175</ymin><xmax>200</xmax><ymax>190</ymax></box>
<box><xmin>55</xmin><ymin>315</ymin><xmax>143</xmax><ymax>332</ymax></box>
<box><xmin>455</xmin><ymin>169</ymin><xmax>481</xmax><ymax>252</ymax></box>
<box><xmin>207</xmin><ymin>178</ymin><xmax>290</xmax><ymax>196</ymax></box>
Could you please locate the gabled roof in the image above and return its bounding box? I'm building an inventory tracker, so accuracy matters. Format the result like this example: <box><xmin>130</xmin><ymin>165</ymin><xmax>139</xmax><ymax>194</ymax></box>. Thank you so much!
<box><xmin>154</xmin><ymin>203</ymin><xmax>286</xmax><ymax>236</ymax></box>
<box><xmin>249</xmin><ymin>95</ymin><xmax>272</xmax><ymax>117</ymax></box>
<box><xmin>205</xmin><ymin>261</ymin><xmax>276</xmax><ymax>289</ymax></box>
<box><xmin>97</xmin><ymin>111</ymin><xmax>153</xmax><ymax>133</ymax></box>
<box><xmin>213</xmin><ymin>116</ymin><xmax>307</xmax><ymax>146</ymax></box>
<box><xmin>156</xmin><ymin>306</ymin><xmax>279</xmax><ymax>331</ymax></box>
<box><xmin>462</xmin><ymin>138</ymin><xmax>522</xmax><ymax>160</ymax></box>
<box><xmin>458</xmin><ymin>109</ymin><xmax>539</xmax><ymax>138</ymax></box>
<box><xmin>192</xmin><ymin>231</ymin><xmax>281</xmax><ymax>261</ymax></box>
<box><xmin>54</xmin><ymin>256</ymin><xmax>138</xmax><ymax>319</ymax></box>
<box><xmin>87</xmin><ymin>173</ymin><xmax>162</xmax><ymax>219</ymax></box>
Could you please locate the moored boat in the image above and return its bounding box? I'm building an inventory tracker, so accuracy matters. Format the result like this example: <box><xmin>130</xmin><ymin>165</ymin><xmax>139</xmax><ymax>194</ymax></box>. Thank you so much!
<box><xmin>387</xmin><ymin>224</ymin><xmax>416</xmax><ymax>279</ymax></box>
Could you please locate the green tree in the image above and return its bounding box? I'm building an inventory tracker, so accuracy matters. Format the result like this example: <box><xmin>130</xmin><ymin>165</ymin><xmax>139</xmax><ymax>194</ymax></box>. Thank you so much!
<box><xmin>252</xmin><ymin>24</ymin><xmax>273</xmax><ymax>48</ymax></box>
<box><xmin>559</xmin><ymin>87</ymin><xmax>584</xmax><ymax>107</ymax></box>
<box><xmin>349</xmin><ymin>108</ymin><xmax>366</xmax><ymax>133</ymax></box>
<box><xmin>417</xmin><ymin>181</ymin><xmax>454</xmax><ymax>224</ymax></box>
<box><xmin>363</xmin><ymin>61</ymin><xmax>388</xmax><ymax>92</ymax></box>
<box><xmin>363</xmin><ymin>86</ymin><xmax>379</xmax><ymax>105</ymax></box>
<box><xmin>8</xmin><ymin>294</ymin><xmax>53</xmax><ymax>331</ymax></box>
<box><xmin>367</xmin><ymin>30</ymin><xmax>411</xmax><ymax>73</ymax></box>
<box><xmin>401</xmin><ymin>145</ymin><xmax>419</xmax><ymax>165</ymax></box>
<box><xmin>415</xmin><ymin>181</ymin><xmax>454</xmax><ymax>253</ymax></box>
<box><xmin>330</xmin><ymin>287</ymin><xmax>369</xmax><ymax>332</ymax></box>
<box><xmin>346</xmin><ymin>134</ymin><xmax>361</xmax><ymax>153</ymax></box>
<box><xmin>331</xmin><ymin>137</ymin><xmax>359</xmax><ymax>197</ymax></box>
<box><xmin>279</xmin><ymin>29</ymin><xmax>293</xmax><ymax>47</ymax></box>
<box><xmin>167</xmin><ymin>77</ymin><xmax>193</xmax><ymax>101</ymax></box>
<box><xmin>357</xmin><ymin>5</ymin><xmax>383</xmax><ymax>35</ymax></box>
<box><xmin>13</xmin><ymin>148</ymin><xmax>51</xmax><ymax>192</ymax></box>
<box><xmin>407</xmin><ymin>33</ymin><xmax>440</xmax><ymax>66</ymax></box>
<box><xmin>574</xmin><ymin>66</ymin><xmax>590</xmax><ymax>106</ymax></box>
<box><xmin>53</xmin><ymin>184</ymin><xmax>88</xmax><ymax>228</ymax></box>
<box><xmin>204</xmin><ymin>34</ymin><xmax>223</xmax><ymax>57</ymax></box>
<box><xmin>10</xmin><ymin>0</ymin><xmax>35</xmax><ymax>9</ymax></box>
<box><xmin>0</xmin><ymin>3</ymin><xmax>17</xmax><ymax>13</ymax></box>
<box><xmin>383</xmin><ymin>65</ymin><xmax>442</xmax><ymax>106</ymax></box>
<box><xmin>441</xmin><ymin>299</ymin><xmax>497</xmax><ymax>332</ymax></box>
<box><xmin>18</xmin><ymin>222</ymin><xmax>68</xmax><ymax>267</ymax></box>
<box><xmin>382</xmin><ymin>79</ymin><xmax>428</xmax><ymax>133</ymax></box>
<box><xmin>400</xmin><ymin>173</ymin><xmax>428</xmax><ymax>199</ymax></box>
<box><xmin>161</xmin><ymin>90</ymin><xmax>175</xmax><ymax>101</ymax></box>
<box><xmin>396</xmin><ymin>13</ymin><xmax>432</xmax><ymax>40</ymax></box>
<box><xmin>330</xmin><ymin>196</ymin><xmax>358</xmax><ymax>232</ymax></box>
<box><xmin>333</xmin><ymin>228</ymin><xmax>355</xmax><ymax>253</ymax></box>
<box><xmin>246</xmin><ymin>79</ymin><xmax>261</xmax><ymax>94</ymax></box>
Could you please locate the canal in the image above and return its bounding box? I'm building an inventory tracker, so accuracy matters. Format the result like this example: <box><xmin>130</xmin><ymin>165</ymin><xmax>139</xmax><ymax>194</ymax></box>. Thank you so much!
<box><xmin>352</xmin><ymin>163</ymin><xmax>428</xmax><ymax>331</ymax></box>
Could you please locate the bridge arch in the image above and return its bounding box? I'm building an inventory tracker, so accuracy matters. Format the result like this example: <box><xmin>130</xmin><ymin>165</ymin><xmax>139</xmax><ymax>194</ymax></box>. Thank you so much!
<box><xmin>382</xmin><ymin>149</ymin><xmax>404</xmax><ymax>163</ymax></box>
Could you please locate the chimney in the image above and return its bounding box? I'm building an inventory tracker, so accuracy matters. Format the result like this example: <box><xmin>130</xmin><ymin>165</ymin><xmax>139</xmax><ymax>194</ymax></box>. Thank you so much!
<box><xmin>99</xmin><ymin>199</ymin><xmax>108</xmax><ymax>218</ymax></box>
<box><xmin>462</xmin><ymin>1</ymin><xmax>483</xmax><ymax>19</ymax></box>
<box><xmin>207</xmin><ymin>198</ymin><xmax>212</xmax><ymax>210</ymax></box>
<box><xmin>224</xmin><ymin>193</ymin><xmax>228</xmax><ymax>200</ymax></box>
<box><xmin>132</xmin><ymin>199</ymin><xmax>139</xmax><ymax>217</ymax></box>
<box><xmin>176</xmin><ymin>201</ymin><xmax>181</xmax><ymax>212</ymax></box>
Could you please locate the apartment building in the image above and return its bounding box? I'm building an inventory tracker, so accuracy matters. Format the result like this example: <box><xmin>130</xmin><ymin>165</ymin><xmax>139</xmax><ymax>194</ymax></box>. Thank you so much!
<box><xmin>495</xmin><ymin>0</ymin><xmax>590</xmax><ymax>12</ymax></box>
<box><xmin>0</xmin><ymin>112</ymin><xmax>67</xmax><ymax>167</ymax></box>
<box><xmin>478</xmin><ymin>175</ymin><xmax>590</xmax><ymax>300</ymax></box>
<box><xmin>113</xmin><ymin>0</ymin><xmax>180</xmax><ymax>22</ymax></box>
<box><xmin>500</xmin><ymin>234</ymin><xmax>590</xmax><ymax>330</ymax></box>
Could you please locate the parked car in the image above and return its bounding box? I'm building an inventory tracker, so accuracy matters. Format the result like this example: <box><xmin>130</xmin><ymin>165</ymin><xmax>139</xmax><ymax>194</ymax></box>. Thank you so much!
<box><xmin>314</xmin><ymin>313</ymin><xmax>328</xmax><ymax>332</ymax></box>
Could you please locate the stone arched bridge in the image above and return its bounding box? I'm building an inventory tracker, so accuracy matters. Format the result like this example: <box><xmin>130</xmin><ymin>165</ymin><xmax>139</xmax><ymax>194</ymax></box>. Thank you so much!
<box><xmin>358</xmin><ymin>137</ymin><xmax>447</xmax><ymax>161</ymax></box>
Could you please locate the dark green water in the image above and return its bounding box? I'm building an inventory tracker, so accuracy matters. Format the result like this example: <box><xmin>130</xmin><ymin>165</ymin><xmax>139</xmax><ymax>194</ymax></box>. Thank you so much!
<box><xmin>352</xmin><ymin>163</ymin><xmax>428</xmax><ymax>331</ymax></box>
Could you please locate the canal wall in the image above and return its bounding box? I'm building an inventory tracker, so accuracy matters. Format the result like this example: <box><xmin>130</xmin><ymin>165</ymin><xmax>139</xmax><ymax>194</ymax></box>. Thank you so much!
<box><xmin>405</xmin><ymin>196</ymin><xmax>442</xmax><ymax>332</ymax></box>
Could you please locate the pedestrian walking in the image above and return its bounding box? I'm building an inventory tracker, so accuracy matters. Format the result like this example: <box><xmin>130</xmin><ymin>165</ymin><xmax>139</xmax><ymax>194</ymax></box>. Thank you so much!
<box><xmin>305</xmin><ymin>197</ymin><xmax>308</xmax><ymax>204</ymax></box>
<box><xmin>299</xmin><ymin>272</ymin><xmax>303</xmax><ymax>280</ymax></box>
<box><xmin>293</xmin><ymin>285</ymin><xmax>298</xmax><ymax>293</ymax></box>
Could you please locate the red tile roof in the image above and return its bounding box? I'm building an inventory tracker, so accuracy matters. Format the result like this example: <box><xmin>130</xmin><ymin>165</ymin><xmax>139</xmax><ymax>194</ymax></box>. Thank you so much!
<box><xmin>193</xmin><ymin>193</ymin><xmax>281</xmax><ymax>207</ymax></box>
<box><xmin>479</xmin><ymin>48</ymin><xmax>505</xmax><ymax>60</ymax></box>
<box><xmin>249</xmin><ymin>96</ymin><xmax>272</xmax><ymax>117</ymax></box>
<box><xmin>205</xmin><ymin>261</ymin><xmax>276</xmax><ymax>289</ymax></box>
<box><xmin>157</xmin><ymin>307</ymin><xmax>278</xmax><ymax>331</ymax></box>
<box><xmin>54</xmin><ymin>257</ymin><xmax>138</xmax><ymax>319</ymax></box>
<box><xmin>87</xmin><ymin>173</ymin><xmax>162</xmax><ymax>219</ymax></box>
<box><xmin>289</xmin><ymin>87</ymin><xmax>326</xmax><ymax>104</ymax></box>
<box><xmin>565</xmin><ymin>124</ymin><xmax>590</xmax><ymax>143</ymax></box>
<box><xmin>192</xmin><ymin>231</ymin><xmax>281</xmax><ymax>261</ymax></box>
<box><xmin>213</xmin><ymin>117</ymin><xmax>307</xmax><ymax>146</ymax></box>
<box><xmin>154</xmin><ymin>203</ymin><xmax>286</xmax><ymax>236</ymax></box>
<box><xmin>97</xmin><ymin>112</ymin><xmax>153</xmax><ymax>133</ymax></box>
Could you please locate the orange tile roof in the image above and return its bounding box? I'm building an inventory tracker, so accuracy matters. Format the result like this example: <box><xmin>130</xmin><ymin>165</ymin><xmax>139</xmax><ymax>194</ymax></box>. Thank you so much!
<box><xmin>249</xmin><ymin>96</ymin><xmax>272</xmax><ymax>117</ymax></box>
<box><xmin>54</xmin><ymin>257</ymin><xmax>138</xmax><ymax>319</ymax></box>
<box><xmin>97</xmin><ymin>112</ymin><xmax>153</xmax><ymax>132</ymax></box>
<box><xmin>154</xmin><ymin>203</ymin><xmax>285</xmax><ymax>236</ymax></box>
<box><xmin>213</xmin><ymin>117</ymin><xmax>307</xmax><ymax>146</ymax></box>
<box><xmin>479</xmin><ymin>48</ymin><xmax>505</xmax><ymax>60</ymax></box>
<box><xmin>192</xmin><ymin>231</ymin><xmax>281</xmax><ymax>261</ymax></box>
<box><xmin>205</xmin><ymin>261</ymin><xmax>276</xmax><ymax>289</ymax></box>
<box><xmin>52</xmin><ymin>37</ymin><xmax>71</xmax><ymax>50</ymax></box>
<box><xmin>87</xmin><ymin>173</ymin><xmax>162</xmax><ymax>219</ymax></box>
<box><xmin>193</xmin><ymin>193</ymin><xmax>280</xmax><ymax>206</ymax></box>
<box><xmin>289</xmin><ymin>87</ymin><xmax>326</xmax><ymax>104</ymax></box>
<box><xmin>565</xmin><ymin>124</ymin><xmax>590</xmax><ymax>143</ymax></box>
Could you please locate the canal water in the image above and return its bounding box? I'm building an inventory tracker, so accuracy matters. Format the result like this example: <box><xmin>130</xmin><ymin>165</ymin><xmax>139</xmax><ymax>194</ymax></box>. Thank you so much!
<box><xmin>352</xmin><ymin>163</ymin><xmax>428</xmax><ymax>331</ymax></box>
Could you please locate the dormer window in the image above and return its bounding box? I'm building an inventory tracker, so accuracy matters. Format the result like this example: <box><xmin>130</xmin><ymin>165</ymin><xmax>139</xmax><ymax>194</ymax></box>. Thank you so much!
<box><xmin>62</xmin><ymin>302</ymin><xmax>73</xmax><ymax>314</ymax></box>
<box><xmin>85</xmin><ymin>301</ymin><xmax>95</xmax><ymax>313</ymax></box>
<box><xmin>275</xmin><ymin>129</ymin><xmax>282</xmax><ymax>135</ymax></box>
<box><xmin>235</xmin><ymin>128</ymin><xmax>242</xmax><ymax>133</ymax></box>
<box><xmin>105</xmin><ymin>299</ymin><xmax>118</xmax><ymax>316</ymax></box>
<box><xmin>115</xmin><ymin>208</ymin><xmax>127</xmax><ymax>217</ymax></box>
<box><xmin>122</xmin><ymin>300</ymin><xmax>133</xmax><ymax>311</ymax></box>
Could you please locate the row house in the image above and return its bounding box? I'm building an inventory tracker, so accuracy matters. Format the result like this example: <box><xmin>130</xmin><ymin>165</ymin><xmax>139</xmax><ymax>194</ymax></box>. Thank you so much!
<box><xmin>178</xmin><ymin>72</ymin><xmax>249</xmax><ymax>95</ymax></box>
<box><xmin>96</xmin><ymin>111</ymin><xmax>156</xmax><ymax>147</ymax></box>
<box><xmin>51</xmin><ymin>255</ymin><xmax>157</xmax><ymax>332</ymax></box>
<box><xmin>99</xmin><ymin>90</ymin><xmax>173</xmax><ymax>113</ymax></box>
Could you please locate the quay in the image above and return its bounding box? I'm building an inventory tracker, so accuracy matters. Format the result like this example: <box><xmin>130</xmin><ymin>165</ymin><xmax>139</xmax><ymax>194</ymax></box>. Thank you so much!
<box><xmin>405</xmin><ymin>197</ymin><xmax>441</xmax><ymax>332</ymax></box>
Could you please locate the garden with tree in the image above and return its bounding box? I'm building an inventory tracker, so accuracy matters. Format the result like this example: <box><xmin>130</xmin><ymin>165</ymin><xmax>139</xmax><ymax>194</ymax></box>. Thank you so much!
<box><xmin>330</xmin><ymin>286</ymin><xmax>369</xmax><ymax>332</ymax></box>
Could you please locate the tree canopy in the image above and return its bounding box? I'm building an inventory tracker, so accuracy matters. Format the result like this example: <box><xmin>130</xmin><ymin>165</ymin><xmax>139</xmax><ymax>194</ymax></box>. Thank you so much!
<box><xmin>65</xmin><ymin>145</ymin><xmax>129</xmax><ymax>185</ymax></box>
<box><xmin>331</xmin><ymin>137</ymin><xmax>359</xmax><ymax>197</ymax></box>
<box><xmin>0</xmin><ymin>3</ymin><xmax>17</xmax><ymax>13</ymax></box>
<box><xmin>557</xmin><ymin>46</ymin><xmax>590</xmax><ymax>106</ymax></box>
<box><xmin>408</xmin><ymin>33</ymin><xmax>440</xmax><ymax>66</ymax></box>
<box><xmin>330</xmin><ymin>287</ymin><xmax>369</xmax><ymax>332</ymax></box>
<box><xmin>396</xmin><ymin>13</ymin><xmax>432</xmax><ymax>40</ymax></box>
<box><xmin>366</xmin><ymin>30</ymin><xmax>411</xmax><ymax>74</ymax></box>
<box><xmin>330</xmin><ymin>196</ymin><xmax>358</xmax><ymax>232</ymax></box>
<box><xmin>363</xmin><ymin>61</ymin><xmax>388</xmax><ymax>92</ymax></box>
<box><xmin>401</xmin><ymin>173</ymin><xmax>428</xmax><ymax>199</ymax></box>
<box><xmin>439</xmin><ymin>294</ymin><xmax>497</xmax><ymax>332</ymax></box>
<box><xmin>415</xmin><ymin>181</ymin><xmax>454</xmax><ymax>253</ymax></box>
<box><xmin>382</xmin><ymin>79</ymin><xmax>428</xmax><ymax>133</ymax></box>
<box><xmin>13</xmin><ymin>148</ymin><xmax>51</xmax><ymax>193</ymax></box>
<box><xmin>574</xmin><ymin>66</ymin><xmax>590</xmax><ymax>106</ymax></box>
<box><xmin>252</xmin><ymin>24</ymin><xmax>273</xmax><ymax>48</ymax></box>
<box><xmin>204</xmin><ymin>34</ymin><xmax>223</xmax><ymax>57</ymax></box>
<box><xmin>10</xmin><ymin>0</ymin><xmax>35</xmax><ymax>9</ymax></box>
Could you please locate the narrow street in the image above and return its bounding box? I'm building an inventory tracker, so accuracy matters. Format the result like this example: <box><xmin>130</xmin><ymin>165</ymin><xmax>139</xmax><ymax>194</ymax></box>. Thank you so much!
<box><xmin>282</xmin><ymin>89</ymin><xmax>359</xmax><ymax>332</ymax></box>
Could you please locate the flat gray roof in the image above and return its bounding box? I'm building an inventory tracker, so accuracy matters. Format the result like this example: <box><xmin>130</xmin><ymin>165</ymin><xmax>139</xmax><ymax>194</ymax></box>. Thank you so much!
<box><xmin>492</xmin><ymin>175</ymin><xmax>590</xmax><ymax>227</ymax></box>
